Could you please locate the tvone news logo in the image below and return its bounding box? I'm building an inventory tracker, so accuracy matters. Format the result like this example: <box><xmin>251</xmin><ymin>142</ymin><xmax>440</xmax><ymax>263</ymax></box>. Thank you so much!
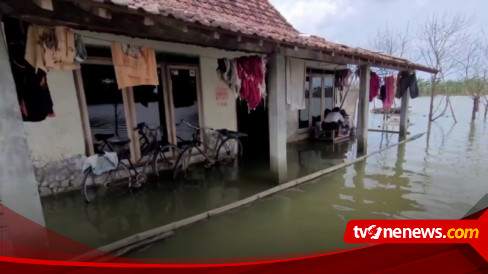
<box><xmin>353</xmin><ymin>225</ymin><xmax>479</xmax><ymax>240</ymax></box>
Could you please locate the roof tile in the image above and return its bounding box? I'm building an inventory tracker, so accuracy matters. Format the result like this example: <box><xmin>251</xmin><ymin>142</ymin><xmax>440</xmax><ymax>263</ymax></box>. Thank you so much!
<box><xmin>103</xmin><ymin>0</ymin><xmax>436</xmax><ymax>72</ymax></box>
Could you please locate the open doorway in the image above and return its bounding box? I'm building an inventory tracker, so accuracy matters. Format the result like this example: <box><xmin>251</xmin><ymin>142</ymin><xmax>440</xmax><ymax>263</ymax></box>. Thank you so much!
<box><xmin>236</xmin><ymin>99</ymin><xmax>269</xmax><ymax>161</ymax></box>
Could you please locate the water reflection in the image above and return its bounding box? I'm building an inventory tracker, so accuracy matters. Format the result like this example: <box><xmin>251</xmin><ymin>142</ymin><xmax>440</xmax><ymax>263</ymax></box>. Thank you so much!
<box><xmin>41</xmin><ymin>96</ymin><xmax>488</xmax><ymax>258</ymax></box>
<box><xmin>42</xmin><ymin>165</ymin><xmax>274</xmax><ymax>248</ymax></box>
<box><xmin>126</xmin><ymin>96</ymin><xmax>488</xmax><ymax>259</ymax></box>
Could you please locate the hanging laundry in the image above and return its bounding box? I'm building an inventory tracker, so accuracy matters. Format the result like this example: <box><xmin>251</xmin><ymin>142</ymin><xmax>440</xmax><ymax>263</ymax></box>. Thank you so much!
<box><xmin>383</xmin><ymin>76</ymin><xmax>396</xmax><ymax>110</ymax></box>
<box><xmin>4</xmin><ymin>18</ymin><xmax>55</xmax><ymax>122</ymax></box>
<box><xmin>217</xmin><ymin>58</ymin><xmax>241</xmax><ymax>97</ymax></box>
<box><xmin>74</xmin><ymin>34</ymin><xmax>87</xmax><ymax>63</ymax></box>
<box><xmin>335</xmin><ymin>69</ymin><xmax>352</xmax><ymax>91</ymax></box>
<box><xmin>396</xmin><ymin>71</ymin><xmax>419</xmax><ymax>99</ymax></box>
<box><xmin>25</xmin><ymin>25</ymin><xmax>80</xmax><ymax>72</ymax></box>
<box><xmin>380</xmin><ymin>85</ymin><xmax>386</xmax><ymax>102</ymax></box>
<box><xmin>369</xmin><ymin>72</ymin><xmax>380</xmax><ymax>102</ymax></box>
<box><xmin>234</xmin><ymin>56</ymin><xmax>267</xmax><ymax>110</ymax></box>
<box><xmin>286</xmin><ymin>57</ymin><xmax>306</xmax><ymax>110</ymax></box>
<box><xmin>111</xmin><ymin>42</ymin><xmax>159</xmax><ymax>89</ymax></box>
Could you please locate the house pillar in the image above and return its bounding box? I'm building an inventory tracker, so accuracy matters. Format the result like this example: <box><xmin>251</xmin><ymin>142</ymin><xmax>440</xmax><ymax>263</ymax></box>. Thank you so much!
<box><xmin>268</xmin><ymin>52</ymin><xmax>287</xmax><ymax>183</ymax></box>
<box><xmin>399</xmin><ymin>88</ymin><xmax>410</xmax><ymax>140</ymax></box>
<box><xmin>357</xmin><ymin>65</ymin><xmax>370</xmax><ymax>155</ymax></box>
<box><xmin>0</xmin><ymin>26</ymin><xmax>46</xmax><ymax>231</ymax></box>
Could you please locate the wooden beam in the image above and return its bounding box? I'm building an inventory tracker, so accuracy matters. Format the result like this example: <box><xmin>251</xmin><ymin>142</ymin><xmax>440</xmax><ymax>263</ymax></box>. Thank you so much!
<box><xmin>369</xmin><ymin>129</ymin><xmax>410</xmax><ymax>134</ymax></box>
<box><xmin>32</xmin><ymin>0</ymin><xmax>53</xmax><ymax>11</ymax></box>
<box><xmin>399</xmin><ymin>86</ymin><xmax>410</xmax><ymax>140</ymax></box>
<box><xmin>357</xmin><ymin>65</ymin><xmax>370</xmax><ymax>155</ymax></box>
<box><xmin>73</xmin><ymin>69</ymin><xmax>95</xmax><ymax>156</ymax></box>
<box><xmin>143</xmin><ymin>17</ymin><xmax>154</xmax><ymax>26</ymax></box>
<box><xmin>93</xmin><ymin>7</ymin><xmax>112</xmax><ymax>19</ymax></box>
<box><xmin>428</xmin><ymin>74</ymin><xmax>437</xmax><ymax>122</ymax></box>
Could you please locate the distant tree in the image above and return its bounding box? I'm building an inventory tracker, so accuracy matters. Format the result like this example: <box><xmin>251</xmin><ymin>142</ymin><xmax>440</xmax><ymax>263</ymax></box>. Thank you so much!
<box><xmin>455</xmin><ymin>32</ymin><xmax>488</xmax><ymax>119</ymax></box>
<box><xmin>371</xmin><ymin>24</ymin><xmax>410</xmax><ymax>58</ymax></box>
<box><xmin>417</xmin><ymin>13</ymin><xmax>471</xmax><ymax>122</ymax></box>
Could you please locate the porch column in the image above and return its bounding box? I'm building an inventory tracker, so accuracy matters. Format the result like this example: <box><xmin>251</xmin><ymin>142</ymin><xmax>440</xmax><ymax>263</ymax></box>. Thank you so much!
<box><xmin>399</xmin><ymin>87</ymin><xmax>410</xmax><ymax>140</ymax></box>
<box><xmin>268</xmin><ymin>52</ymin><xmax>287</xmax><ymax>183</ymax></box>
<box><xmin>0</xmin><ymin>27</ymin><xmax>46</xmax><ymax>227</ymax></box>
<box><xmin>357</xmin><ymin>65</ymin><xmax>370</xmax><ymax>155</ymax></box>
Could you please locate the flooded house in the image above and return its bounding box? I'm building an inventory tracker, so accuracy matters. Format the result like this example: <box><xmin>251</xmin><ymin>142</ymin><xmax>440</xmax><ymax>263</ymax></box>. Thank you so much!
<box><xmin>0</xmin><ymin>0</ymin><xmax>437</xmax><ymax>231</ymax></box>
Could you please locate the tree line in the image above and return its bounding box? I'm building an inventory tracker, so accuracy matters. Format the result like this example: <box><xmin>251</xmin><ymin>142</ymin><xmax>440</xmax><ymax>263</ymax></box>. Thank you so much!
<box><xmin>372</xmin><ymin>13</ymin><xmax>488</xmax><ymax>120</ymax></box>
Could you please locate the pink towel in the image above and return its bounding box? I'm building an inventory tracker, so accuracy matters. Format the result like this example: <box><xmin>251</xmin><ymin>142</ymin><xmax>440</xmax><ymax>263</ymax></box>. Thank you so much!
<box><xmin>383</xmin><ymin>76</ymin><xmax>395</xmax><ymax>110</ymax></box>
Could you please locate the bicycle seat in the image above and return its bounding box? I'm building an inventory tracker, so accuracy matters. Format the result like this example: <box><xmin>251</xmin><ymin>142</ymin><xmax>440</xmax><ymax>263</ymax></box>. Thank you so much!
<box><xmin>94</xmin><ymin>133</ymin><xmax>115</xmax><ymax>141</ymax></box>
<box><xmin>109</xmin><ymin>139</ymin><xmax>131</xmax><ymax>146</ymax></box>
<box><xmin>217</xmin><ymin>129</ymin><xmax>248</xmax><ymax>138</ymax></box>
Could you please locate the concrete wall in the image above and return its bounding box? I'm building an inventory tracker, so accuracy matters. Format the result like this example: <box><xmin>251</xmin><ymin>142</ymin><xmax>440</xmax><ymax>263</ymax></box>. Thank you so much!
<box><xmin>199</xmin><ymin>57</ymin><xmax>237</xmax><ymax>131</ymax></box>
<box><xmin>286</xmin><ymin>108</ymin><xmax>309</xmax><ymax>143</ymax></box>
<box><xmin>0</xmin><ymin>28</ymin><xmax>46</xmax><ymax>227</ymax></box>
<box><xmin>24</xmin><ymin>71</ymin><xmax>85</xmax><ymax>163</ymax></box>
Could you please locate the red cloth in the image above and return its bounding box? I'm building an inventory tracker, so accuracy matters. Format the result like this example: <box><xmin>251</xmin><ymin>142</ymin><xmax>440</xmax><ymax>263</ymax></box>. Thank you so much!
<box><xmin>369</xmin><ymin>72</ymin><xmax>380</xmax><ymax>102</ymax></box>
<box><xmin>383</xmin><ymin>76</ymin><xmax>395</xmax><ymax>110</ymax></box>
<box><xmin>235</xmin><ymin>56</ymin><xmax>265</xmax><ymax>109</ymax></box>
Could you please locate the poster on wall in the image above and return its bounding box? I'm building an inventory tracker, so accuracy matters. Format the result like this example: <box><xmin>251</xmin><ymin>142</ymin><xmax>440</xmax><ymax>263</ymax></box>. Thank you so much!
<box><xmin>215</xmin><ymin>86</ymin><xmax>228</xmax><ymax>107</ymax></box>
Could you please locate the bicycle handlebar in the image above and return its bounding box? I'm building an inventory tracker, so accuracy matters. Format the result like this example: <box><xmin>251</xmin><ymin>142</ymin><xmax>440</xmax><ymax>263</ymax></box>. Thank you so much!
<box><xmin>134</xmin><ymin>122</ymin><xmax>161</xmax><ymax>132</ymax></box>
<box><xmin>178</xmin><ymin>119</ymin><xmax>202</xmax><ymax>131</ymax></box>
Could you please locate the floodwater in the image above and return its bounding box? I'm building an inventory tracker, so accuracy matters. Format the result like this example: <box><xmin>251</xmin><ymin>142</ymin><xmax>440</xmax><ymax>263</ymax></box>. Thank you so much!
<box><xmin>125</xmin><ymin>96</ymin><xmax>488</xmax><ymax>259</ymax></box>
<box><xmin>40</xmin><ymin>96</ymin><xmax>488</xmax><ymax>259</ymax></box>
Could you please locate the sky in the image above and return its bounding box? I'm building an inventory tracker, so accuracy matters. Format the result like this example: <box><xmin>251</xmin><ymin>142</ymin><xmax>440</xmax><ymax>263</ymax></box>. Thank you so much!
<box><xmin>269</xmin><ymin>0</ymin><xmax>488</xmax><ymax>67</ymax></box>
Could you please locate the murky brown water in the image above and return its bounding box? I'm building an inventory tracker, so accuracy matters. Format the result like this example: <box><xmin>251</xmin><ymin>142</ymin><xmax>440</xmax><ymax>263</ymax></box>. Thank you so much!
<box><xmin>125</xmin><ymin>96</ymin><xmax>488</xmax><ymax>259</ymax></box>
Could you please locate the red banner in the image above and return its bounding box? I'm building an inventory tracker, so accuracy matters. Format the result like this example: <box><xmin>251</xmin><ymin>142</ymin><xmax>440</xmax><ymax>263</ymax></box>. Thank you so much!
<box><xmin>1</xmin><ymin>204</ymin><xmax>487</xmax><ymax>272</ymax></box>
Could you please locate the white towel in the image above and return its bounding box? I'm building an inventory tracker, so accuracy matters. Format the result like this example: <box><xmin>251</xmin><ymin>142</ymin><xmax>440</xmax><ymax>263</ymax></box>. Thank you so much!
<box><xmin>286</xmin><ymin>58</ymin><xmax>306</xmax><ymax>110</ymax></box>
<box><xmin>82</xmin><ymin>152</ymin><xmax>119</xmax><ymax>175</ymax></box>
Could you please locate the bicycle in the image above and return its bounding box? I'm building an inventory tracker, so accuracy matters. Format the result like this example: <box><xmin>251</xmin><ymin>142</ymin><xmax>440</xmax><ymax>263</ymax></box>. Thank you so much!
<box><xmin>173</xmin><ymin>120</ymin><xmax>247</xmax><ymax>179</ymax></box>
<box><xmin>81</xmin><ymin>123</ymin><xmax>180</xmax><ymax>203</ymax></box>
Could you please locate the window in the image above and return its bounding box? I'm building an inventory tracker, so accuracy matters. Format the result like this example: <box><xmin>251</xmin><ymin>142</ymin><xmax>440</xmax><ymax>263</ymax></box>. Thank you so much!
<box><xmin>167</xmin><ymin>66</ymin><xmax>201</xmax><ymax>147</ymax></box>
<box><xmin>133</xmin><ymin>68</ymin><xmax>169</xmax><ymax>145</ymax></box>
<box><xmin>299</xmin><ymin>77</ymin><xmax>310</xmax><ymax>129</ymax></box>
<box><xmin>298</xmin><ymin>72</ymin><xmax>335</xmax><ymax>129</ymax></box>
<box><xmin>75</xmin><ymin>51</ymin><xmax>202</xmax><ymax>158</ymax></box>
<box><xmin>311</xmin><ymin>76</ymin><xmax>322</xmax><ymax>126</ymax></box>
<box><xmin>81</xmin><ymin>64</ymin><xmax>128</xmax><ymax>143</ymax></box>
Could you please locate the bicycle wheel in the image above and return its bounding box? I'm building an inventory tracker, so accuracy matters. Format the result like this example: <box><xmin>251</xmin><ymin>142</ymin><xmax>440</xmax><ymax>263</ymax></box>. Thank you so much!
<box><xmin>173</xmin><ymin>146</ymin><xmax>193</xmax><ymax>179</ymax></box>
<box><xmin>109</xmin><ymin>161</ymin><xmax>132</xmax><ymax>187</ymax></box>
<box><xmin>216</xmin><ymin>137</ymin><xmax>242</xmax><ymax>163</ymax></box>
<box><xmin>153</xmin><ymin>145</ymin><xmax>181</xmax><ymax>175</ymax></box>
<box><xmin>81</xmin><ymin>169</ymin><xmax>111</xmax><ymax>203</ymax></box>
<box><xmin>81</xmin><ymin>163</ymin><xmax>131</xmax><ymax>203</ymax></box>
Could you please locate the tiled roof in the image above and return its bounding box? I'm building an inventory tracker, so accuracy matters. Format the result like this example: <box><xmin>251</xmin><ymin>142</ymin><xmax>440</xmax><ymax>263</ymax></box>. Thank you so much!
<box><xmin>106</xmin><ymin>0</ymin><xmax>437</xmax><ymax>72</ymax></box>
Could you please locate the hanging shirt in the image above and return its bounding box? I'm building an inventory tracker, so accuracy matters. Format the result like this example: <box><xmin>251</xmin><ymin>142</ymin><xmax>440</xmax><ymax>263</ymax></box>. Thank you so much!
<box><xmin>111</xmin><ymin>42</ymin><xmax>159</xmax><ymax>89</ymax></box>
<box><xmin>396</xmin><ymin>71</ymin><xmax>419</xmax><ymax>99</ymax></box>
<box><xmin>25</xmin><ymin>25</ymin><xmax>80</xmax><ymax>72</ymax></box>
<box><xmin>383</xmin><ymin>76</ymin><xmax>396</xmax><ymax>110</ymax></box>
<box><xmin>324</xmin><ymin>112</ymin><xmax>344</xmax><ymax>123</ymax></box>
<box><xmin>235</xmin><ymin>56</ymin><xmax>266</xmax><ymax>110</ymax></box>
<box><xmin>369</xmin><ymin>72</ymin><xmax>380</xmax><ymax>102</ymax></box>
<box><xmin>4</xmin><ymin>18</ymin><xmax>55</xmax><ymax>122</ymax></box>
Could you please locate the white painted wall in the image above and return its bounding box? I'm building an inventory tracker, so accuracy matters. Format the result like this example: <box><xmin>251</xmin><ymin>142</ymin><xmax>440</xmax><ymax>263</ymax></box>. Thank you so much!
<box><xmin>24</xmin><ymin>71</ymin><xmax>85</xmax><ymax>163</ymax></box>
<box><xmin>199</xmin><ymin>57</ymin><xmax>237</xmax><ymax>131</ymax></box>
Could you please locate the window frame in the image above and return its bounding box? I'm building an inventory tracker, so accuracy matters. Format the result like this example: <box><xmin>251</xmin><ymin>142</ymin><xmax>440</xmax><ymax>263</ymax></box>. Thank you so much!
<box><xmin>298</xmin><ymin>71</ymin><xmax>336</xmax><ymax>132</ymax></box>
<box><xmin>74</xmin><ymin>58</ymin><xmax>138</xmax><ymax>160</ymax></box>
<box><xmin>165</xmin><ymin>64</ymin><xmax>204</xmax><ymax>148</ymax></box>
